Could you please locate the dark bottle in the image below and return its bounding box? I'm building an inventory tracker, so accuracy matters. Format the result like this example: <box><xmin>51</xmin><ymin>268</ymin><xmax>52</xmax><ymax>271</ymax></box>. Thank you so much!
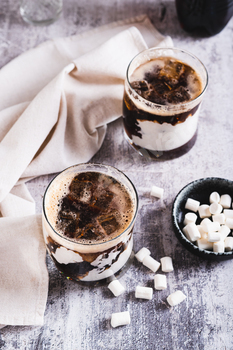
<box><xmin>175</xmin><ymin>0</ymin><xmax>233</xmax><ymax>36</ymax></box>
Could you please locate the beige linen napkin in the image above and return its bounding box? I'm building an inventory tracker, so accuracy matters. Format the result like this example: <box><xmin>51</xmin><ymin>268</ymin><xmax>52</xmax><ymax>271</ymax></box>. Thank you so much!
<box><xmin>0</xmin><ymin>14</ymin><xmax>172</xmax><ymax>327</ymax></box>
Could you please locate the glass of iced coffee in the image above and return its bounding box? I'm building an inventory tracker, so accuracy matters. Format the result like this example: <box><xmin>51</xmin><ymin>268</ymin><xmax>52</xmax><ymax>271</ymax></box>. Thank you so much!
<box><xmin>123</xmin><ymin>47</ymin><xmax>208</xmax><ymax>159</ymax></box>
<box><xmin>42</xmin><ymin>163</ymin><xmax>138</xmax><ymax>284</ymax></box>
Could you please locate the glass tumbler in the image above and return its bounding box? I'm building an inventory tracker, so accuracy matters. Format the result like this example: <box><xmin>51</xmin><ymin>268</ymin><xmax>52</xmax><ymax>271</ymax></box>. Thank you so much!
<box><xmin>20</xmin><ymin>0</ymin><xmax>63</xmax><ymax>26</ymax></box>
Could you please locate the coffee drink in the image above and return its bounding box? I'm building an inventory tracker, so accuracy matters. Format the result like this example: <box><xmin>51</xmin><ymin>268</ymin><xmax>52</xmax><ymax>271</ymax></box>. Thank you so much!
<box><xmin>123</xmin><ymin>48</ymin><xmax>208</xmax><ymax>159</ymax></box>
<box><xmin>42</xmin><ymin>163</ymin><xmax>138</xmax><ymax>283</ymax></box>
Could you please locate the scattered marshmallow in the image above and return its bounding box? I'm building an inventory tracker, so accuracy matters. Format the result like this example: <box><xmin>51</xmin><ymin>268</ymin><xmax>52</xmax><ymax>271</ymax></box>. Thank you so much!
<box><xmin>185</xmin><ymin>198</ymin><xmax>200</xmax><ymax>212</ymax></box>
<box><xmin>183</xmin><ymin>212</ymin><xmax>197</xmax><ymax>226</ymax></box>
<box><xmin>220</xmin><ymin>194</ymin><xmax>232</xmax><ymax>209</ymax></box>
<box><xmin>160</xmin><ymin>256</ymin><xmax>173</xmax><ymax>272</ymax></box>
<box><xmin>142</xmin><ymin>255</ymin><xmax>160</xmax><ymax>273</ymax></box>
<box><xmin>167</xmin><ymin>290</ymin><xmax>186</xmax><ymax>306</ymax></box>
<box><xmin>135</xmin><ymin>247</ymin><xmax>151</xmax><ymax>262</ymax></box>
<box><xmin>108</xmin><ymin>279</ymin><xmax>125</xmax><ymax>297</ymax></box>
<box><xmin>209</xmin><ymin>202</ymin><xmax>222</xmax><ymax>215</ymax></box>
<box><xmin>209</xmin><ymin>191</ymin><xmax>220</xmax><ymax>204</ymax></box>
<box><xmin>213</xmin><ymin>241</ymin><xmax>225</xmax><ymax>253</ymax></box>
<box><xmin>135</xmin><ymin>286</ymin><xmax>153</xmax><ymax>300</ymax></box>
<box><xmin>151</xmin><ymin>185</ymin><xmax>164</xmax><ymax>199</ymax></box>
<box><xmin>111</xmin><ymin>311</ymin><xmax>130</xmax><ymax>328</ymax></box>
<box><xmin>154</xmin><ymin>274</ymin><xmax>167</xmax><ymax>290</ymax></box>
<box><xmin>225</xmin><ymin>237</ymin><xmax>233</xmax><ymax>251</ymax></box>
<box><xmin>184</xmin><ymin>223</ymin><xmax>201</xmax><ymax>242</ymax></box>
<box><xmin>198</xmin><ymin>204</ymin><xmax>211</xmax><ymax>218</ymax></box>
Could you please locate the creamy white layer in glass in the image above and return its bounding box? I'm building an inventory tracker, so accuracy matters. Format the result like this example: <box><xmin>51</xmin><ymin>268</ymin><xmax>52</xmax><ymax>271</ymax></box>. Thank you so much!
<box><xmin>123</xmin><ymin>47</ymin><xmax>208</xmax><ymax>159</ymax></box>
<box><xmin>42</xmin><ymin>163</ymin><xmax>138</xmax><ymax>284</ymax></box>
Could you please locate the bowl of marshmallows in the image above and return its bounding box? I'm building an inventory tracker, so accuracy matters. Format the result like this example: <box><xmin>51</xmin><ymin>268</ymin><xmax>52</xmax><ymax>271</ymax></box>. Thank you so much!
<box><xmin>172</xmin><ymin>177</ymin><xmax>233</xmax><ymax>260</ymax></box>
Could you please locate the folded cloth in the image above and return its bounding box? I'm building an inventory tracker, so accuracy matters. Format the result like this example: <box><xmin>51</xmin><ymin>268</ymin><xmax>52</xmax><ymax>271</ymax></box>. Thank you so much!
<box><xmin>0</xmin><ymin>14</ymin><xmax>172</xmax><ymax>327</ymax></box>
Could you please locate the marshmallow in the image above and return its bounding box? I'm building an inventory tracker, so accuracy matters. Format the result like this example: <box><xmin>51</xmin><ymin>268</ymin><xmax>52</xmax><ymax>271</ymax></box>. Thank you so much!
<box><xmin>135</xmin><ymin>247</ymin><xmax>151</xmax><ymax>262</ymax></box>
<box><xmin>209</xmin><ymin>191</ymin><xmax>220</xmax><ymax>204</ymax></box>
<box><xmin>183</xmin><ymin>212</ymin><xmax>197</xmax><ymax>226</ymax></box>
<box><xmin>197</xmin><ymin>225</ymin><xmax>208</xmax><ymax>239</ymax></box>
<box><xmin>209</xmin><ymin>202</ymin><xmax>222</xmax><ymax>215</ymax></box>
<box><xmin>225</xmin><ymin>218</ymin><xmax>233</xmax><ymax>229</ymax></box>
<box><xmin>212</xmin><ymin>213</ymin><xmax>225</xmax><ymax>225</ymax></box>
<box><xmin>197</xmin><ymin>238</ymin><xmax>213</xmax><ymax>250</ymax></box>
<box><xmin>167</xmin><ymin>290</ymin><xmax>186</xmax><ymax>306</ymax></box>
<box><xmin>108</xmin><ymin>279</ymin><xmax>125</xmax><ymax>297</ymax></box>
<box><xmin>154</xmin><ymin>274</ymin><xmax>167</xmax><ymax>290</ymax></box>
<box><xmin>111</xmin><ymin>311</ymin><xmax>130</xmax><ymax>328</ymax></box>
<box><xmin>142</xmin><ymin>255</ymin><xmax>160</xmax><ymax>273</ymax></box>
<box><xmin>225</xmin><ymin>237</ymin><xmax>233</xmax><ymax>251</ymax></box>
<box><xmin>223</xmin><ymin>209</ymin><xmax>233</xmax><ymax>219</ymax></box>
<box><xmin>219</xmin><ymin>225</ymin><xmax>231</xmax><ymax>240</ymax></box>
<box><xmin>207</xmin><ymin>231</ymin><xmax>221</xmax><ymax>243</ymax></box>
<box><xmin>160</xmin><ymin>256</ymin><xmax>173</xmax><ymax>272</ymax></box>
<box><xmin>184</xmin><ymin>223</ymin><xmax>201</xmax><ymax>242</ymax></box>
<box><xmin>182</xmin><ymin>225</ymin><xmax>192</xmax><ymax>241</ymax></box>
<box><xmin>200</xmin><ymin>218</ymin><xmax>212</xmax><ymax>233</ymax></box>
<box><xmin>185</xmin><ymin>198</ymin><xmax>200</xmax><ymax>212</ymax></box>
<box><xmin>151</xmin><ymin>185</ymin><xmax>164</xmax><ymax>199</ymax></box>
<box><xmin>198</xmin><ymin>204</ymin><xmax>211</xmax><ymax>218</ymax></box>
<box><xmin>213</xmin><ymin>241</ymin><xmax>225</xmax><ymax>253</ymax></box>
<box><xmin>135</xmin><ymin>286</ymin><xmax>153</xmax><ymax>300</ymax></box>
<box><xmin>220</xmin><ymin>194</ymin><xmax>232</xmax><ymax>209</ymax></box>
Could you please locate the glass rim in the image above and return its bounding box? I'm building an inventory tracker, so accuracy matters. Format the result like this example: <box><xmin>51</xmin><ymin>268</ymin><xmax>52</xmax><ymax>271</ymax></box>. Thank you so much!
<box><xmin>126</xmin><ymin>46</ymin><xmax>209</xmax><ymax>111</ymax></box>
<box><xmin>42</xmin><ymin>162</ymin><xmax>139</xmax><ymax>247</ymax></box>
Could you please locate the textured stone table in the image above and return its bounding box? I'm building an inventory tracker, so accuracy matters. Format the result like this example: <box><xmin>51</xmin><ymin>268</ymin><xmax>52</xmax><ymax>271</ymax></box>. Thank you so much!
<box><xmin>1</xmin><ymin>1</ymin><xmax>233</xmax><ymax>349</ymax></box>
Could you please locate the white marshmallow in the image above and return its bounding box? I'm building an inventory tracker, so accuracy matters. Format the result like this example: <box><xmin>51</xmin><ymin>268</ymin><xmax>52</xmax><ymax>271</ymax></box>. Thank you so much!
<box><xmin>224</xmin><ymin>237</ymin><xmax>233</xmax><ymax>251</ymax></box>
<box><xmin>183</xmin><ymin>212</ymin><xmax>197</xmax><ymax>226</ymax></box>
<box><xmin>219</xmin><ymin>225</ymin><xmax>231</xmax><ymax>240</ymax></box>
<box><xmin>197</xmin><ymin>225</ymin><xmax>208</xmax><ymax>239</ymax></box>
<box><xmin>135</xmin><ymin>247</ymin><xmax>151</xmax><ymax>262</ymax></box>
<box><xmin>154</xmin><ymin>274</ymin><xmax>167</xmax><ymax>290</ymax></box>
<box><xmin>135</xmin><ymin>286</ymin><xmax>153</xmax><ymax>300</ymax></box>
<box><xmin>212</xmin><ymin>213</ymin><xmax>225</xmax><ymax>225</ymax></box>
<box><xmin>182</xmin><ymin>226</ymin><xmax>192</xmax><ymax>241</ymax></box>
<box><xmin>142</xmin><ymin>255</ymin><xmax>160</xmax><ymax>273</ymax></box>
<box><xmin>223</xmin><ymin>209</ymin><xmax>233</xmax><ymax>219</ymax></box>
<box><xmin>167</xmin><ymin>290</ymin><xmax>186</xmax><ymax>306</ymax></box>
<box><xmin>111</xmin><ymin>311</ymin><xmax>130</xmax><ymax>328</ymax></box>
<box><xmin>108</xmin><ymin>279</ymin><xmax>125</xmax><ymax>297</ymax></box>
<box><xmin>200</xmin><ymin>218</ymin><xmax>213</xmax><ymax>233</ymax></box>
<box><xmin>198</xmin><ymin>204</ymin><xmax>211</xmax><ymax>218</ymax></box>
<box><xmin>209</xmin><ymin>202</ymin><xmax>222</xmax><ymax>215</ymax></box>
<box><xmin>213</xmin><ymin>241</ymin><xmax>225</xmax><ymax>253</ymax></box>
<box><xmin>151</xmin><ymin>185</ymin><xmax>164</xmax><ymax>199</ymax></box>
<box><xmin>185</xmin><ymin>198</ymin><xmax>200</xmax><ymax>212</ymax></box>
<box><xmin>207</xmin><ymin>231</ymin><xmax>221</xmax><ymax>243</ymax></box>
<box><xmin>209</xmin><ymin>191</ymin><xmax>220</xmax><ymax>204</ymax></box>
<box><xmin>225</xmin><ymin>218</ymin><xmax>233</xmax><ymax>229</ymax></box>
<box><xmin>160</xmin><ymin>256</ymin><xmax>173</xmax><ymax>272</ymax></box>
<box><xmin>197</xmin><ymin>238</ymin><xmax>213</xmax><ymax>250</ymax></box>
<box><xmin>184</xmin><ymin>223</ymin><xmax>201</xmax><ymax>242</ymax></box>
<box><xmin>220</xmin><ymin>194</ymin><xmax>232</xmax><ymax>209</ymax></box>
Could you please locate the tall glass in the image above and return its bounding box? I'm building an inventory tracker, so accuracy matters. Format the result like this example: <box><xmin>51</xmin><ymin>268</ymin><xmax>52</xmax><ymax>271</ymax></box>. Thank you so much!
<box><xmin>42</xmin><ymin>163</ymin><xmax>138</xmax><ymax>285</ymax></box>
<box><xmin>123</xmin><ymin>47</ymin><xmax>208</xmax><ymax>159</ymax></box>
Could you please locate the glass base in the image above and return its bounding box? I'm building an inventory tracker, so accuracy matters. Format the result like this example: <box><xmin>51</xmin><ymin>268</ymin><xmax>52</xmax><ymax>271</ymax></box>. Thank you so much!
<box><xmin>125</xmin><ymin>130</ymin><xmax>197</xmax><ymax>161</ymax></box>
<box><xmin>20</xmin><ymin>1</ymin><xmax>62</xmax><ymax>26</ymax></box>
<box><xmin>58</xmin><ymin>250</ymin><xmax>135</xmax><ymax>287</ymax></box>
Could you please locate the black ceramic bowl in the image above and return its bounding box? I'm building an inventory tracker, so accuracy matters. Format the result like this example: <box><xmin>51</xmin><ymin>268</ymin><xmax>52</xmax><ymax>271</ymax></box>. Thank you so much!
<box><xmin>172</xmin><ymin>177</ymin><xmax>233</xmax><ymax>261</ymax></box>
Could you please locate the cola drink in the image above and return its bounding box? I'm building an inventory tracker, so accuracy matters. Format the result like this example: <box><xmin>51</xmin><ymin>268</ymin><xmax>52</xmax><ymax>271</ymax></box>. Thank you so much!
<box><xmin>176</xmin><ymin>0</ymin><xmax>233</xmax><ymax>36</ymax></box>
<box><xmin>122</xmin><ymin>47</ymin><xmax>208</xmax><ymax>159</ymax></box>
<box><xmin>42</xmin><ymin>163</ymin><xmax>138</xmax><ymax>284</ymax></box>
